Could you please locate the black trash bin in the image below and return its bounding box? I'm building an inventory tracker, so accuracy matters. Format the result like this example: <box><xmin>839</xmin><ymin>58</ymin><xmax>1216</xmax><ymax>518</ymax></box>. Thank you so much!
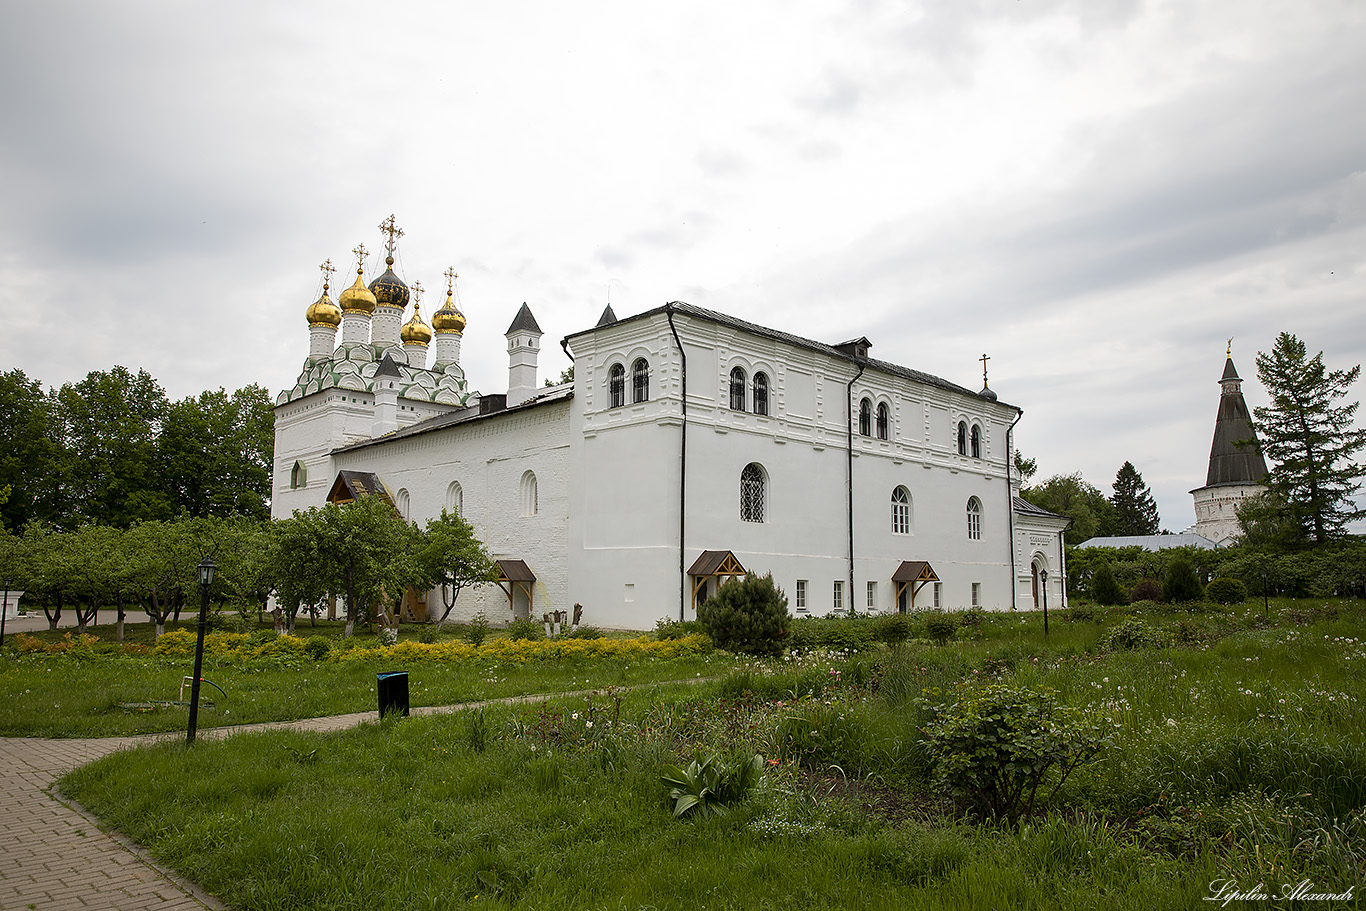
<box><xmin>377</xmin><ymin>671</ymin><xmax>409</xmax><ymax>718</ymax></box>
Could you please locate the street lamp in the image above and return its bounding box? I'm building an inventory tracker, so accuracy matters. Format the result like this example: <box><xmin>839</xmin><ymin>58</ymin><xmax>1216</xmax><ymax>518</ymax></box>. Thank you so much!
<box><xmin>1</xmin><ymin>576</ymin><xmax>11</xmax><ymax>650</ymax></box>
<box><xmin>1040</xmin><ymin>568</ymin><xmax>1049</xmax><ymax>638</ymax></box>
<box><xmin>186</xmin><ymin>557</ymin><xmax>216</xmax><ymax>745</ymax></box>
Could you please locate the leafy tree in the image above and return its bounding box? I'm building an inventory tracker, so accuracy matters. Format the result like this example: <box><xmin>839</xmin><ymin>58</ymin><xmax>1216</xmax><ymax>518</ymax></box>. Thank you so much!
<box><xmin>1235</xmin><ymin>489</ymin><xmax>1303</xmax><ymax>550</ymax></box>
<box><xmin>1013</xmin><ymin>450</ymin><xmax>1038</xmax><ymax>484</ymax></box>
<box><xmin>1020</xmin><ymin>473</ymin><xmax>1116</xmax><ymax>546</ymax></box>
<box><xmin>1109</xmin><ymin>461</ymin><xmax>1160</xmax><ymax>536</ymax></box>
<box><xmin>55</xmin><ymin>366</ymin><xmax>171</xmax><ymax>527</ymax></box>
<box><xmin>0</xmin><ymin>369</ymin><xmax>64</xmax><ymax>532</ymax></box>
<box><xmin>545</xmin><ymin>365</ymin><xmax>574</xmax><ymax>387</ymax></box>
<box><xmin>159</xmin><ymin>385</ymin><xmax>274</xmax><ymax>520</ymax></box>
<box><xmin>415</xmin><ymin>509</ymin><xmax>496</xmax><ymax>626</ymax></box>
<box><xmin>1253</xmin><ymin>332</ymin><xmax>1366</xmax><ymax>543</ymax></box>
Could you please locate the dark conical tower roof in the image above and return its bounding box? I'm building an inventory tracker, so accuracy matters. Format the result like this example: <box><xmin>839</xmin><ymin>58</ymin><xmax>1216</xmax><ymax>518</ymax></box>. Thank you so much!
<box><xmin>1203</xmin><ymin>354</ymin><xmax>1269</xmax><ymax>487</ymax></box>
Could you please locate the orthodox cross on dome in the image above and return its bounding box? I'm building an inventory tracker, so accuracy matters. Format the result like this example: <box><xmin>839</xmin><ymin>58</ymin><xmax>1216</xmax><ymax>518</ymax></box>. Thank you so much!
<box><xmin>980</xmin><ymin>353</ymin><xmax>991</xmax><ymax>388</ymax></box>
<box><xmin>352</xmin><ymin>243</ymin><xmax>369</xmax><ymax>273</ymax></box>
<box><xmin>378</xmin><ymin>215</ymin><xmax>404</xmax><ymax>257</ymax></box>
<box><xmin>319</xmin><ymin>258</ymin><xmax>335</xmax><ymax>291</ymax></box>
<box><xmin>443</xmin><ymin>266</ymin><xmax>458</xmax><ymax>294</ymax></box>
<box><xmin>411</xmin><ymin>280</ymin><xmax>423</xmax><ymax>307</ymax></box>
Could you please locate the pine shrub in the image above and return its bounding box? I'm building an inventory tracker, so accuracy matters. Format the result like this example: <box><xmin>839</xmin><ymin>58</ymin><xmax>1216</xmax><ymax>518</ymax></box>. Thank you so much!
<box><xmin>1163</xmin><ymin>556</ymin><xmax>1203</xmax><ymax>603</ymax></box>
<box><xmin>504</xmin><ymin>617</ymin><xmax>544</xmax><ymax>641</ymax></box>
<box><xmin>1090</xmin><ymin>561</ymin><xmax>1126</xmax><ymax>606</ymax></box>
<box><xmin>1129</xmin><ymin>578</ymin><xmax>1163</xmax><ymax>603</ymax></box>
<box><xmin>697</xmin><ymin>572</ymin><xmax>790</xmax><ymax>657</ymax></box>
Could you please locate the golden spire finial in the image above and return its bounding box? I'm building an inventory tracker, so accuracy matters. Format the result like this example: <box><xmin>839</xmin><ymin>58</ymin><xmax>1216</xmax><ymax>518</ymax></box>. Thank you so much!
<box><xmin>352</xmin><ymin>243</ymin><xmax>369</xmax><ymax>275</ymax></box>
<box><xmin>319</xmin><ymin>258</ymin><xmax>335</xmax><ymax>292</ymax></box>
<box><xmin>411</xmin><ymin>280</ymin><xmax>423</xmax><ymax>308</ymax></box>
<box><xmin>444</xmin><ymin>266</ymin><xmax>458</xmax><ymax>295</ymax></box>
<box><xmin>1226</xmin><ymin>337</ymin><xmax>1233</xmax><ymax>358</ymax></box>
<box><xmin>379</xmin><ymin>215</ymin><xmax>404</xmax><ymax>259</ymax></box>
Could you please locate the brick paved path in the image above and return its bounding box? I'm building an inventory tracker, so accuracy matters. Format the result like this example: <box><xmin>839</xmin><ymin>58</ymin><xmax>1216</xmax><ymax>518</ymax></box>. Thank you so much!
<box><xmin>0</xmin><ymin>688</ymin><xmax>672</xmax><ymax>910</ymax></box>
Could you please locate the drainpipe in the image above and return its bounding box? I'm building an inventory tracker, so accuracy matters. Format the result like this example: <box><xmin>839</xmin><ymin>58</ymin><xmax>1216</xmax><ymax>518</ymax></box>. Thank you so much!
<box><xmin>666</xmin><ymin>303</ymin><xmax>688</xmax><ymax>622</ymax></box>
<box><xmin>845</xmin><ymin>359</ymin><xmax>865</xmax><ymax>617</ymax></box>
<box><xmin>1059</xmin><ymin>526</ymin><xmax>1069</xmax><ymax>609</ymax></box>
<box><xmin>1005</xmin><ymin>408</ymin><xmax>1023</xmax><ymax>610</ymax></box>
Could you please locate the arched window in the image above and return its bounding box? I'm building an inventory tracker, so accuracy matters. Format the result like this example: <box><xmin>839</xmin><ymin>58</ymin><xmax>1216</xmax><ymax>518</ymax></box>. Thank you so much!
<box><xmin>520</xmin><ymin>470</ymin><xmax>539</xmax><ymax>517</ymax></box>
<box><xmin>970</xmin><ymin>424</ymin><xmax>981</xmax><ymax>459</ymax></box>
<box><xmin>632</xmin><ymin>358</ymin><xmax>650</xmax><ymax>403</ymax></box>
<box><xmin>740</xmin><ymin>463</ymin><xmax>766</xmax><ymax>523</ymax></box>
<box><xmin>608</xmin><ymin>363</ymin><xmax>625</xmax><ymax>408</ymax></box>
<box><xmin>290</xmin><ymin>460</ymin><xmax>307</xmax><ymax>490</ymax></box>
<box><xmin>396</xmin><ymin>488</ymin><xmax>411</xmax><ymax>522</ymax></box>
<box><xmin>753</xmin><ymin>372</ymin><xmax>769</xmax><ymax>416</ymax></box>
<box><xmin>966</xmin><ymin>496</ymin><xmax>982</xmax><ymax>540</ymax></box>
<box><xmin>876</xmin><ymin>402</ymin><xmax>890</xmax><ymax>440</ymax></box>
<box><xmin>891</xmin><ymin>486</ymin><xmax>911</xmax><ymax>534</ymax></box>
<box><xmin>446</xmin><ymin>481</ymin><xmax>463</xmax><ymax>517</ymax></box>
<box><xmin>957</xmin><ymin>421</ymin><xmax>968</xmax><ymax>455</ymax></box>
<box><xmin>730</xmin><ymin>367</ymin><xmax>747</xmax><ymax>411</ymax></box>
<box><xmin>859</xmin><ymin>397</ymin><xmax>872</xmax><ymax>436</ymax></box>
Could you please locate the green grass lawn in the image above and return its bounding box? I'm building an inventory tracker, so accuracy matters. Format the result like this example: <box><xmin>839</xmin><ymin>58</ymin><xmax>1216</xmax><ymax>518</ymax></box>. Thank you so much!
<box><xmin>35</xmin><ymin>600</ymin><xmax>1366</xmax><ymax>908</ymax></box>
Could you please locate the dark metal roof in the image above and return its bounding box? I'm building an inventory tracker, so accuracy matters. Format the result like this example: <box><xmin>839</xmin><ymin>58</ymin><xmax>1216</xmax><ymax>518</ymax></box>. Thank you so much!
<box><xmin>564</xmin><ymin>301</ymin><xmax>1019</xmax><ymax>411</ymax></box>
<box><xmin>506</xmin><ymin>302</ymin><xmax>542</xmax><ymax>335</ymax></box>
<box><xmin>1202</xmin><ymin>357</ymin><xmax>1268</xmax><ymax>487</ymax></box>
<box><xmin>331</xmin><ymin>387</ymin><xmax>573</xmax><ymax>454</ymax></box>
<box><xmin>326</xmin><ymin>470</ymin><xmax>395</xmax><ymax>506</ymax></box>
<box><xmin>374</xmin><ymin>354</ymin><xmax>401</xmax><ymax>378</ymax></box>
<box><xmin>1013</xmin><ymin>495</ymin><xmax>1070</xmax><ymax>523</ymax></box>
<box><xmin>596</xmin><ymin>304</ymin><xmax>618</xmax><ymax>327</ymax></box>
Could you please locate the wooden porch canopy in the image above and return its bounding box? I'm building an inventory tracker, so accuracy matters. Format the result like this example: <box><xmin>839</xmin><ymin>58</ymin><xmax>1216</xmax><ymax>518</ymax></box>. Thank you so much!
<box><xmin>687</xmin><ymin>550</ymin><xmax>746</xmax><ymax>608</ymax></box>
<box><xmin>494</xmin><ymin>559</ymin><xmax>536</xmax><ymax>614</ymax></box>
<box><xmin>892</xmin><ymin>560</ymin><xmax>939</xmax><ymax>612</ymax></box>
<box><xmin>326</xmin><ymin>470</ymin><xmax>396</xmax><ymax>508</ymax></box>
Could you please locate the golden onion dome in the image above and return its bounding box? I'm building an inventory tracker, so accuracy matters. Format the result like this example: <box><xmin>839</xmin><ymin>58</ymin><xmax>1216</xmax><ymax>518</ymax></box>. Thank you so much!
<box><xmin>401</xmin><ymin>300</ymin><xmax>433</xmax><ymax>345</ymax></box>
<box><xmin>338</xmin><ymin>267</ymin><xmax>378</xmax><ymax>314</ymax></box>
<box><xmin>368</xmin><ymin>255</ymin><xmax>410</xmax><ymax>309</ymax></box>
<box><xmin>431</xmin><ymin>290</ymin><xmax>466</xmax><ymax>334</ymax></box>
<box><xmin>305</xmin><ymin>283</ymin><xmax>342</xmax><ymax>328</ymax></box>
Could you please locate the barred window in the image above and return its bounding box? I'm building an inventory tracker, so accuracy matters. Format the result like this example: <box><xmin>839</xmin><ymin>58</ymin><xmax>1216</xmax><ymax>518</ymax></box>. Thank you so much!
<box><xmin>970</xmin><ymin>424</ymin><xmax>981</xmax><ymax>459</ymax></box>
<box><xmin>608</xmin><ymin>363</ymin><xmax>625</xmax><ymax>408</ymax></box>
<box><xmin>891</xmin><ymin>487</ymin><xmax>911</xmax><ymax>534</ymax></box>
<box><xmin>859</xmin><ymin>397</ymin><xmax>872</xmax><ymax>436</ymax></box>
<box><xmin>967</xmin><ymin>496</ymin><xmax>982</xmax><ymax>540</ymax></box>
<box><xmin>632</xmin><ymin>358</ymin><xmax>649</xmax><ymax>403</ymax></box>
<box><xmin>877</xmin><ymin>402</ymin><xmax>890</xmax><ymax>440</ymax></box>
<box><xmin>740</xmin><ymin>462</ymin><xmax>766</xmax><ymax>522</ymax></box>
<box><xmin>957</xmin><ymin>421</ymin><xmax>968</xmax><ymax>455</ymax></box>
<box><xmin>753</xmin><ymin>372</ymin><xmax>769</xmax><ymax>416</ymax></box>
<box><xmin>730</xmin><ymin>367</ymin><xmax>747</xmax><ymax>411</ymax></box>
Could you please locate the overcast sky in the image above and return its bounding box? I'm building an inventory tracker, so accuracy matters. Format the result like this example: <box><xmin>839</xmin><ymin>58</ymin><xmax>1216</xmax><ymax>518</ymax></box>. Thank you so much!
<box><xmin>2</xmin><ymin>0</ymin><xmax>1363</xmax><ymax>533</ymax></box>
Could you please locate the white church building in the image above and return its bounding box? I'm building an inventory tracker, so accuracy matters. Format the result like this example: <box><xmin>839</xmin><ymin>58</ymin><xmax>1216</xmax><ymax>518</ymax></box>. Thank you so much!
<box><xmin>273</xmin><ymin>228</ymin><xmax>1068</xmax><ymax>629</ymax></box>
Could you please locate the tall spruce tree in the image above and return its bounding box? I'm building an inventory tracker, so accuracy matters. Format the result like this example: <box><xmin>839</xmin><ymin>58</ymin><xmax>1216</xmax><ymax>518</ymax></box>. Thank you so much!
<box><xmin>1253</xmin><ymin>332</ymin><xmax>1366</xmax><ymax>543</ymax></box>
<box><xmin>1110</xmin><ymin>461</ymin><xmax>1160</xmax><ymax>536</ymax></box>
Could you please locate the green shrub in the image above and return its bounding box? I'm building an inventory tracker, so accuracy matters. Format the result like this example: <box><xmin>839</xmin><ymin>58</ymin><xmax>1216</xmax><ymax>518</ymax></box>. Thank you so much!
<box><xmin>1129</xmin><ymin>578</ymin><xmax>1163</xmax><ymax>603</ymax></box>
<box><xmin>819</xmin><ymin>619</ymin><xmax>875</xmax><ymax>652</ymax></box>
<box><xmin>654</xmin><ymin>617</ymin><xmax>705</xmax><ymax>640</ymax></box>
<box><xmin>464</xmin><ymin>611</ymin><xmax>490</xmax><ymax>647</ymax></box>
<box><xmin>1163</xmin><ymin>556</ymin><xmax>1203</xmax><ymax>603</ymax></box>
<box><xmin>924</xmin><ymin>611</ymin><xmax>956</xmax><ymax>645</ymax></box>
<box><xmin>417</xmin><ymin>623</ymin><xmax>441</xmax><ymax>643</ymax></box>
<box><xmin>1102</xmin><ymin>617</ymin><xmax>1174</xmax><ymax>651</ymax></box>
<box><xmin>1090</xmin><ymin>562</ymin><xmax>1126</xmax><ymax>606</ymax></box>
<box><xmin>698</xmin><ymin>572</ymin><xmax>790</xmax><ymax>658</ymax></box>
<box><xmin>919</xmin><ymin>683</ymin><xmax>1108</xmax><ymax>820</ymax></box>
<box><xmin>958</xmin><ymin>608</ymin><xmax>986</xmax><ymax>630</ymax></box>
<box><xmin>1205</xmin><ymin>577</ymin><xmax>1248</xmax><ymax>605</ymax></box>
<box><xmin>564</xmin><ymin>626</ymin><xmax>604</xmax><ymax>639</ymax></box>
<box><xmin>304</xmin><ymin>636</ymin><xmax>332</xmax><ymax>660</ymax></box>
<box><xmin>872</xmin><ymin>612</ymin><xmax>914</xmax><ymax>645</ymax></box>
<box><xmin>504</xmin><ymin>617</ymin><xmax>544</xmax><ymax>641</ymax></box>
<box><xmin>1063</xmin><ymin>603</ymin><xmax>1096</xmax><ymax>623</ymax></box>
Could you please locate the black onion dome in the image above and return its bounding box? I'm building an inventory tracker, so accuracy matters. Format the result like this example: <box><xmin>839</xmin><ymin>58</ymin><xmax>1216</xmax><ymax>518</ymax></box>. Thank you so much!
<box><xmin>368</xmin><ymin>255</ymin><xmax>410</xmax><ymax>309</ymax></box>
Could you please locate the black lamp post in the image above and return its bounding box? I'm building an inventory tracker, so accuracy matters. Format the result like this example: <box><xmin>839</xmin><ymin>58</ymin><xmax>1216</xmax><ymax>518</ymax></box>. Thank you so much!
<box><xmin>186</xmin><ymin>557</ymin><xmax>216</xmax><ymax>745</ymax></box>
<box><xmin>1040</xmin><ymin>568</ymin><xmax>1049</xmax><ymax>638</ymax></box>
<box><xmin>1</xmin><ymin>576</ymin><xmax>11</xmax><ymax>650</ymax></box>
